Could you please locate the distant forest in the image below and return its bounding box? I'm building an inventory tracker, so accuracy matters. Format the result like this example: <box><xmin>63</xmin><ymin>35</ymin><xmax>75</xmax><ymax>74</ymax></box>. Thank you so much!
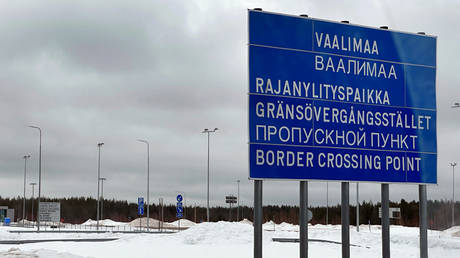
<box><xmin>1</xmin><ymin>196</ymin><xmax>459</xmax><ymax>230</ymax></box>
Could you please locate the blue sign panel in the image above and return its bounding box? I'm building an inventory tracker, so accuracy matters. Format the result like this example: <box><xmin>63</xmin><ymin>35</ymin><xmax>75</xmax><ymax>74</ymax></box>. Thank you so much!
<box><xmin>138</xmin><ymin>197</ymin><xmax>144</xmax><ymax>215</ymax></box>
<box><xmin>176</xmin><ymin>202</ymin><xmax>183</xmax><ymax>218</ymax></box>
<box><xmin>176</xmin><ymin>194</ymin><xmax>183</xmax><ymax>218</ymax></box>
<box><xmin>248</xmin><ymin>10</ymin><xmax>437</xmax><ymax>183</ymax></box>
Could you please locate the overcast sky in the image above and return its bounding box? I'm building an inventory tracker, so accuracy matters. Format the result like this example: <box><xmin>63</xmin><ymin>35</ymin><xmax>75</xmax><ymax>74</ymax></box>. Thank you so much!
<box><xmin>0</xmin><ymin>0</ymin><xmax>459</xmax><ymax>208</ymax></box>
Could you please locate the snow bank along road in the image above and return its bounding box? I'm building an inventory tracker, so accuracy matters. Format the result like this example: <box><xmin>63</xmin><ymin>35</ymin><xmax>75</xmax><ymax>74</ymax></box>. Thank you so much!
<box><xmin>0</xmin><ymin>221</ymin><xmax>459</xmax><ymax>258</ymax></box>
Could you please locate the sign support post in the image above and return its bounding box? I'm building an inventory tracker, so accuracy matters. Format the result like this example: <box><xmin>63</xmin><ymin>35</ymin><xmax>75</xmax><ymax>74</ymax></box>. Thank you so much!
<box><xmin>382</xmin><ymin>184</ymin><xmax>390</xmax><ymax>258</ymax></box>
<box><xmin>356</xmin><ymin>183</ymin><xmax>359</xmax><ymax>232</ymax></box>
<box><xmin>300</xmin><ymin>181</ymin><xmax>308</xmax><ymax>258</ymax></box>
<box><xmin>254</xmin><ymin>180</ymin><xmax>263</xmax><ymax>258</ymax></box>
<box><xmin>341</xmin><ymin>182</ymin><xmax>350</xmax><ymax>258</ymax></box>
<box><xmin>419</xmin><ymin>185</ymin><xmax>428</xmax><ymax>258</ymax></box>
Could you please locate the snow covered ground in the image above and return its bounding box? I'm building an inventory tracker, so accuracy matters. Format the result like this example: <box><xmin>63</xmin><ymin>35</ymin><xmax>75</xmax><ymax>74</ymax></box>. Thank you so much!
<box><xmin>0</xmin><ymin>221</ymin><xmax>459</xmax><ymax>258</ymax></box>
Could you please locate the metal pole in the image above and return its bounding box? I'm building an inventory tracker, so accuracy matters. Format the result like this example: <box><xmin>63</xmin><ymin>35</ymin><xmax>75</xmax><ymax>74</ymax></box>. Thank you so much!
<box><xmin>30</xmin><ymin>183</ymin><xmax>36</xmax><ymax>223</ymax></box>
<box><xmin>96</xmin><ymin>142</ymin><xmax>104</xmax><ymax>230</ymax></box>
<box><xmin>147</xmin><ymin>142</ymin><xmax>149</xmax><ymax>230</ymax></box>
<box><xmin>326</xmin><ymin>182</ymin><xmax>329</xmax><ymax>225</ymax></box>
<box><xmin>382</xmin><ymin>183</ymin><xmax>390</xmax><ymax>258</ymax></box>
<box><xmin>23</xmin><ymin>155</ymin><xmax>30</xmax><ymax>226</ymax></box>
<box><xmin>229</xmin><ymin>202</ymin><xmax>232</xmax><ymax>221</ymax></box>
<box><xmin>202</xmin><ymin>128</ymin><xmax>218</xmax><ymax>222</ymax></box>
<box><xmin>101</xmin><ymin>179</ymin><xmax>103</xmax><ymax>221</ymax></box>
<box><xmin>237</xmin><ymin>180</ymin><xmax>240</xmax><ymax>221</ymax></box>
<box><xmin>100</xmin><ymin>178</ymin><xmax>106</xmax><ymax>220</ymax></box>
<box><xmin>207</xmin><ymin>132</ymin><xmax>210</xmax><ymax>222</ymax></box>
<box><xmin>158</xmin><ymin>198</ymin><xmax>161</xmax><ymax>232</ymax></box>
<box><xmin>161</xmin><ymin>199</ymin><xmax>164</xmax><ymax>231</ymax></box>
<box><xmin>357</xmin><ymin>182</ymin><xmax>359</xmax><ymax>232</ymax></box>
<box><xmin>451</xmin><ymin>162</ymin><xmax>456</xmax><ymax>227</ymax></box>
<box><xmin>254</xmin><ymin>180</ymin><xmax>263</xmax><ymax>258</ymax></box>
<box><xmin>300</xmin><ymin>181</ymin><xmax>308</xmax><ymax>258</ymax></box>
<box><xmin>28</xmin><ymin>126</ymin><xmax>41</xmax><ymax>231</ymax></box>
<box><xmin>341</xmin><ymin>182</ymin><xmax>349</xmax><ymax>258</ymax></box>
<box><xmin>419</xmin><ymin>185</ymin><xmax>428</xmax><ymax>258</ymax></box>
<box><xmin>138</xmin><ymin>140</ymin><xmax>150</xmax><ymax>231</ymax></box>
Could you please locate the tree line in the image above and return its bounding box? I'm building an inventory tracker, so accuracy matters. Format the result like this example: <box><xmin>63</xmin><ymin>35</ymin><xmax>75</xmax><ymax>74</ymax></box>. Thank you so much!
<box><xmin>0</xmin><ymin>196</ymin><xmax>458</xmax><ymax>230</ymax></box>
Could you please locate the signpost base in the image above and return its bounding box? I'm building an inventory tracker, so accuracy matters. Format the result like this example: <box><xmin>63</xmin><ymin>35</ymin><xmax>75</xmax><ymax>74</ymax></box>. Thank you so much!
<box><xmin>419</xmin><ymin>185</ymin><xmax>428</xmax><ymax>258</ymax></box>
<box><xmin>254</xmin><ymin>180</ymin><xmax>263</xmax><ymax>258</ymax></box>
<box><xmin>300</xmin><ymin>181</ymin><xmax>308</xmax><ymax>258</ymax></box>
<box><xmin>382</xmin><ymin>184</ymin><xmax>390</xmax><ymax>258</ymax></box>
<box><xmin>341</xmin><ymin>182</ymin><xmax>349</xmax><ymax>258</ymax></box>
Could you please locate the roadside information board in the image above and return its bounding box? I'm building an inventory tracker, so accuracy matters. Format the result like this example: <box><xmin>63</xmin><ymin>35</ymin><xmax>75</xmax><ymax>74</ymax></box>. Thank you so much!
<box><xmin>39</xmin><ymin>202</ymin><xmax>60</xmax><ymax>222</ymax></box>
<box><xmin>248</xmin><ymin>10</ymin><xmax>437</xmax><ymax>183</ymax></box>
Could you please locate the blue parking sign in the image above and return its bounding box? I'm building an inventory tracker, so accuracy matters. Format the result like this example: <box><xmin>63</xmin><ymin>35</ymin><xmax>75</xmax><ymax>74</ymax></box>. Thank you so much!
<box><xmin>138</xmin><ymin>197</ymin><xmax>144</xmax><ymax>215</ymax></box>
<box><xmin>176</xmin><ymin>194</ymin><xmax>183</xmax><ymax>218</ymax></box>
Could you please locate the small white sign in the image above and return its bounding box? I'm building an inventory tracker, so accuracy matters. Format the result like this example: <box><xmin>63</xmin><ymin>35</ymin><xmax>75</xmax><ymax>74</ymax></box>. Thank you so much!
<box><xmin>378</xmin><ymin>207</ymin><xmax>401</xmax><ymax>219</ymax></box>
<box><xmin>39</xmin><ymin>202</ymin><xmax>60</xmax><ymax>222</ymax></box>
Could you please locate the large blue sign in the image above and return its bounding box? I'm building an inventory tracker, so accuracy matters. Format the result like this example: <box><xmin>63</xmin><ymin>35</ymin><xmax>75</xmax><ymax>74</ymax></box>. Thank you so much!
<box><xmin>248</xmin><ymin>10</ymin><xmax>437</xmax><ymax>183</ymax></box>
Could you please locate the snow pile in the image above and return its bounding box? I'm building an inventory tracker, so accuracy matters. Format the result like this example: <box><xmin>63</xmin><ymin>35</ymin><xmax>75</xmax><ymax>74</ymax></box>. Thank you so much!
<box><xmin>100</xmin><ymin>219</ymin><xmax>126</xmax><ymax>227</ymax></box>
<box><xmin>82</xmin><ymin>219</ymin><xmax>126</xmax><ymax>227</ymax></box>
<box><xmin>168</xmin><ymin>219</ymin><xmax>196</xmax><ymax>228</ymax></box>
<box><xmin>179</xmin><ymin>221</ymin><xmax>253</xmax><ymax>245</ymax></box>
<box><xmin>442</xmin><ymin>226</ymin><xmax>460</xmax><ymax>237</ymax></box>
<box><xmin>240</xmin><ymin>219</ymin><xmax>252</xmax><ymax>225</ymax></box>
<box><xmin>277</xmin><ymin>222</ymin><xmax>299</xmax><ymax>232</ymax></box>
<box><xmin>81</xmin><ymin>219</ymin><xmax>96</xmax><ymax>226</ymax></box>
<box><xmin>129</xmin><ymin>217</ymin><xmax>164</xmax><ymax>228</ymax></box>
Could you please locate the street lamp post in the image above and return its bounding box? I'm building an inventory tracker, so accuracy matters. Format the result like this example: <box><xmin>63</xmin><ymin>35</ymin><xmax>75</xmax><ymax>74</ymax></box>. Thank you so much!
<box><xmin>30</xmin><ymin>183</ymin><xmax>36</xmax><ymax>223</ymax></box>
<box><xmin>137</xmin><ymin>139</ymin><xmax>150</xmax><ymax>231</ymax></box>
<box><xmin>202</xmin><ymin>128</ymin><xmax>218</xmax><ymax>222</ymax></box>
<box><xmin>451</xmin><ymin>103</ymin><xmax>460</xmax><ymax>227</ymax></box>
<box><xmin>97</xmin><ymin>142</ymin><xmax>104</xmax><ymax>230</ymax></box>
<box><xmin>28</xmin><ymin>125</ymin><xmax>41</xmax><ymax>231</ymax></box>
<box><xmin>451</xmin><ymin>162</ymin><xmax>457</xmax><ymax>227</ymax></box>
<box><xmin>236</xmin><ymin>180</ymin><xmax>240</xmax><ymax>221</ymax></box>
<box><xmin>22</xmin><ymin>155</ymin><xmax>31</xmax><ymax>226</ymax></box>
<box><xmin>100</xmin><ymin>177</ymin><xmax>106</xmax><ymax>221</ymax></box>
